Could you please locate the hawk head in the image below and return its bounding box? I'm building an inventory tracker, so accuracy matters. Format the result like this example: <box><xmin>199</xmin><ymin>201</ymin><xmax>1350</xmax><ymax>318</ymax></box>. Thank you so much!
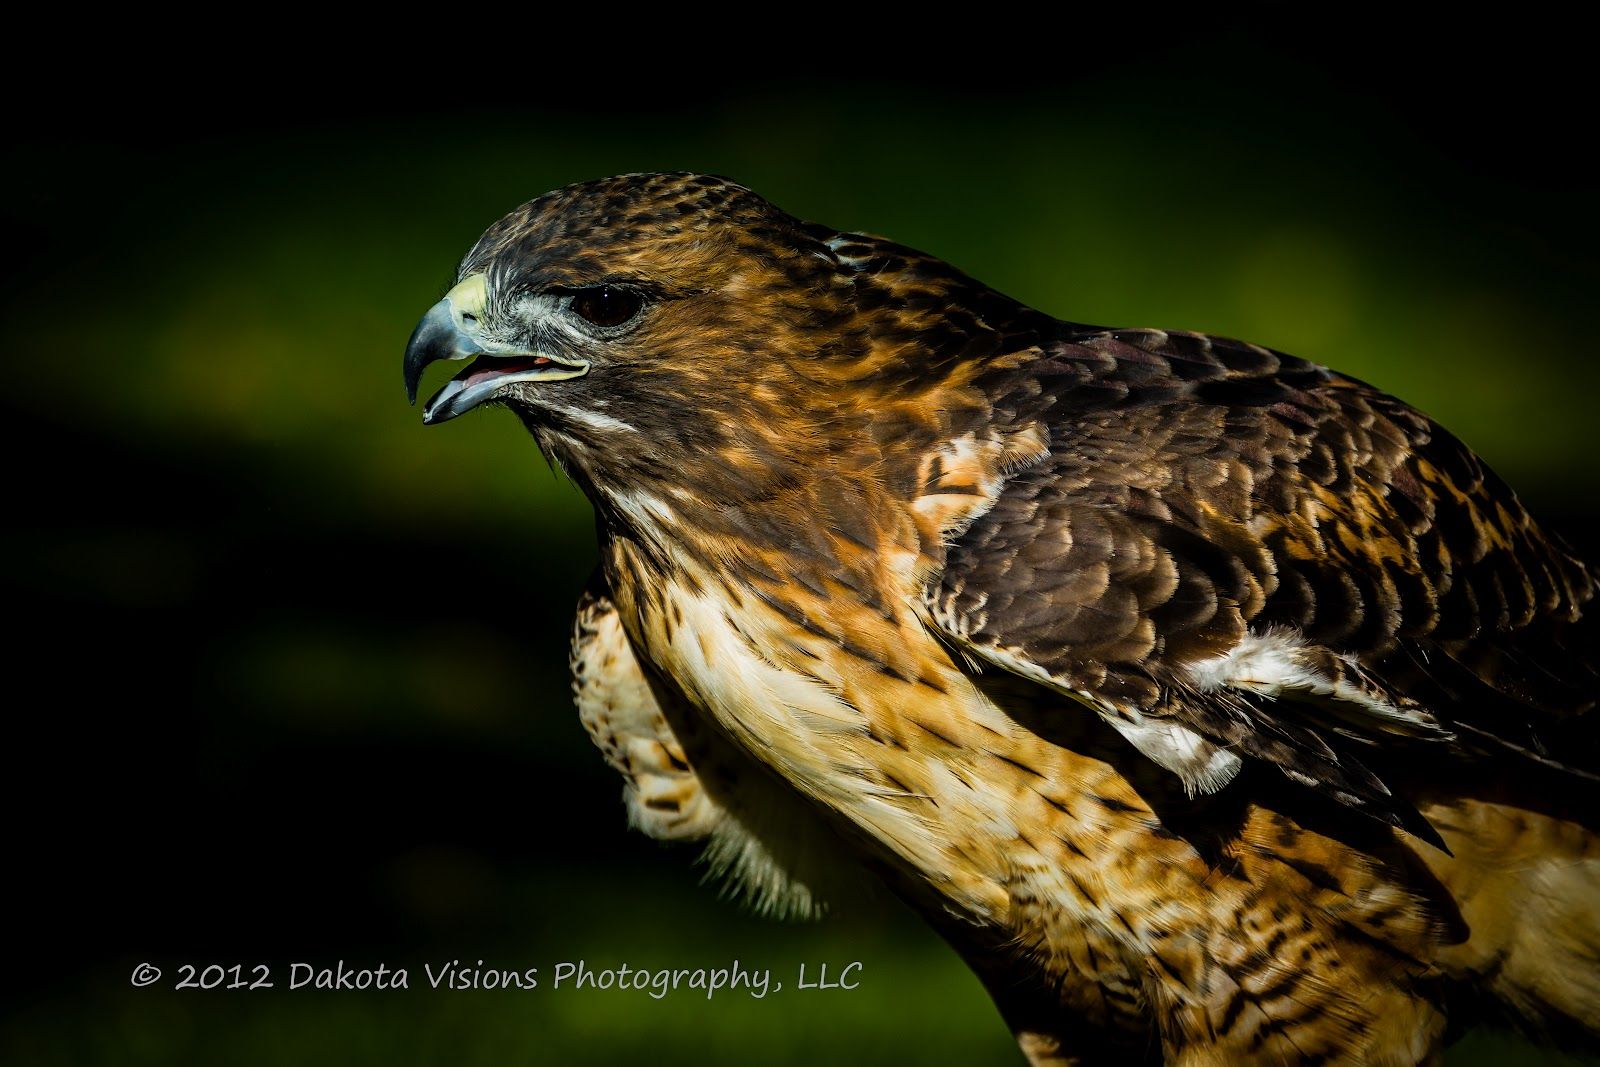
<box><xmin>403</xmin><ymin>172</ymin><xmax>1035</xmax><ymax>510</ymax></box>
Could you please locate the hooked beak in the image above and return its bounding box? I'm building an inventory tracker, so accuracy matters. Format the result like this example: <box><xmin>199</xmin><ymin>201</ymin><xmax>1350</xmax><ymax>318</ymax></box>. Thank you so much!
<box><xmin>403</xmin><ymin>274</ymin><xmax>589</xmax><ymax>425</ymax></box>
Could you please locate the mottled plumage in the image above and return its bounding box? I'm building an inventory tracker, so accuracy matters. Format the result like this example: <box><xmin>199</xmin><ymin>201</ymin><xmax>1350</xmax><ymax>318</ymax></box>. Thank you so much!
<box><xmin>405</xmin><ymin>173</ymin><xmax>1600</xmax><ymax>1064</ymax></box>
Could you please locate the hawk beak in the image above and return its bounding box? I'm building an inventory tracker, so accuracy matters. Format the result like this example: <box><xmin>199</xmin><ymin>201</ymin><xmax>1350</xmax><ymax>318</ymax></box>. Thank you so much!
<box><xmin>403</xmin><ymin>274</ymin><xmax>589</xmax><ymax>425</ymax></box>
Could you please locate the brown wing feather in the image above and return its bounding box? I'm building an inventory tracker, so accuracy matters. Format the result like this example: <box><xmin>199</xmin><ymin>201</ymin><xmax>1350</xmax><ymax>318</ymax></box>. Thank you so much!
<box><xmin>927</xmin><ymin>325</ymin><xmax>1599</xmax><ymax>832</ymax></box>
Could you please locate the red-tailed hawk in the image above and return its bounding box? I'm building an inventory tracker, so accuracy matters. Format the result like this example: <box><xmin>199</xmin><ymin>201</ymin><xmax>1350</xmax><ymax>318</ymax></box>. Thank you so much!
<box><xmin>403</xmin><ymin>173</ymin><xmax>1599</xmax><ymax>1064</ymax></box>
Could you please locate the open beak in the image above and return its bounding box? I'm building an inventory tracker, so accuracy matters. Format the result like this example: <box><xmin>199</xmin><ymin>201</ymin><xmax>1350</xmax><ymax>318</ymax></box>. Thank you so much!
<box><xmin>403</xmin><ymin>275</ymin><xmax>589</xmax><ymax>425</ymax></box>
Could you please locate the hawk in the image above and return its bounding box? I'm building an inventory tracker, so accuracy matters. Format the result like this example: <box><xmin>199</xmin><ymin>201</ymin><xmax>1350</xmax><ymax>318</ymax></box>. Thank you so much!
<box><xmin>403</xmin><ymin>173</ymin><xmax>1599</xmax><ymax>1064</ymax></box>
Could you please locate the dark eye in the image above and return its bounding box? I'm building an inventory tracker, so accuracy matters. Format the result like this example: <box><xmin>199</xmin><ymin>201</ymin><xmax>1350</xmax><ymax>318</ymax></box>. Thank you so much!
<box><xmin>569</xmin><ymin>286</ymin><xmax>644</xmax><ymax>329</ymax></box>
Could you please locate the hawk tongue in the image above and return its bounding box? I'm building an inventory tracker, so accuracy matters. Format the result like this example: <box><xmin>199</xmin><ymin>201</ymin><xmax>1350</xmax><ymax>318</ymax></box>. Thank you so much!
<box><xmin>460</xmin><ymin>356</ymin><xmax>555</xmax><ymax>388</ymax></box>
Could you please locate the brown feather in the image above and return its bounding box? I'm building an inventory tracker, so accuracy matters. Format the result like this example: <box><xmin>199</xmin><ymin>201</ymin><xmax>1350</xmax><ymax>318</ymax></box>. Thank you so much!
<box><xmin>410</xmin><ymin>173</ymin><xmax>1600</xmax><ymax>1064</ymax></box>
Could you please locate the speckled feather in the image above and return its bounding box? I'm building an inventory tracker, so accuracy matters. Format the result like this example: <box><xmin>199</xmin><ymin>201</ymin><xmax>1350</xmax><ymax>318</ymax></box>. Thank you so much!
<box><xmin>929</xmin><ymin>326</ymin><xmax>1598</xmax><ymax>838</ymax></box>
<box><xmin>419</xmin><ymin>173</ymin><xmax>1600</xmax><ymax>1064</ymax></box>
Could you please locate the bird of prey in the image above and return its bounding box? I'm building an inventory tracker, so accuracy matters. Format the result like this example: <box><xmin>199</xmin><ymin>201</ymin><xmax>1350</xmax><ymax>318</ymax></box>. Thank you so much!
<box><xmin>403</xmin><ymin>173</ymin><xmax>1599</xmax><ymax>1064</ymax></box>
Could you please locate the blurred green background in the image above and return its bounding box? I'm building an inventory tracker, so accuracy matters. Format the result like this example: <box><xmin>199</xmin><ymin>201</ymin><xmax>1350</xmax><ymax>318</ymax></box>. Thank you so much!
<box><xmin>3</xmin><ymin>15</ymin><xmax>1597</xmax><ymax>1066</ymax></box>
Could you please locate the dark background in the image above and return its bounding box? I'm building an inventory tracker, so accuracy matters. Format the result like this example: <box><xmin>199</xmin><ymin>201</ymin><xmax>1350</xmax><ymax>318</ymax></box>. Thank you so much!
<box><xmin>4</xmin><ymin>13</ymin><xmax>1597</xmax><ymax>1065</ymax></box>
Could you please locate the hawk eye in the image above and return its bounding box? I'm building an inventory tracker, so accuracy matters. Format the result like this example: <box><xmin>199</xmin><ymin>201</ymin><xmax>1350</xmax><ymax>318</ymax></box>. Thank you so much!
<box><xmin>568</xmin><ymin>286</ymin><xmax>644</xmax><ymax>329</ymax></box>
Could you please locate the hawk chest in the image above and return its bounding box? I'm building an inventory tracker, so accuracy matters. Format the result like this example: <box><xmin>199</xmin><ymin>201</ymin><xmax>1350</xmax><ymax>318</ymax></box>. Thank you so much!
<box><xmin>599</xmin><ymin>532</ymin><xmax>1025</xmax><ymax>919</ymax></box>
<box><xmin>602</xmin><ymin>534</ymin><xmax>917</xmax><ymax>797</ymax></box>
